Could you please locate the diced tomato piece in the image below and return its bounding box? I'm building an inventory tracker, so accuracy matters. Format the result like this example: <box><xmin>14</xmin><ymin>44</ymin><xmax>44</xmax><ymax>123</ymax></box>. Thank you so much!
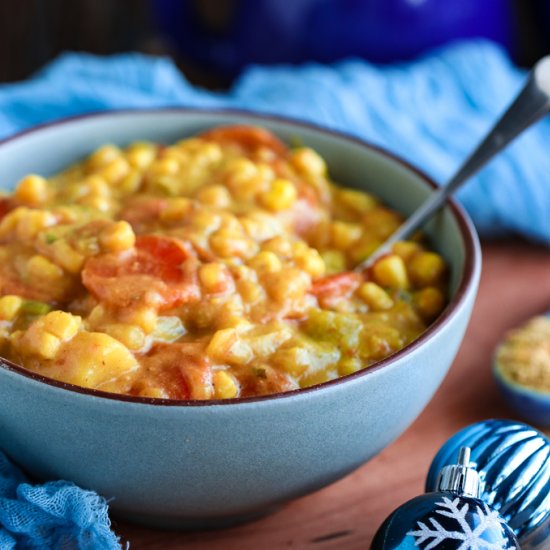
<box><xmin>235</xmin><ymin>364</ymin><xmax>299</xmax><ymax>397</ymax></box>
<box><xmin>199</xmin><ymin>125</ymin><xmax>288</xmax><ymax>157</ymax></box>
<box><xmin>310</xmin><ymin>272</ymin><xmax>362</xmax><ymax>298</ymax></box>
<box><xmin>135</xmin><ymin>235</ymin><xmax>192</xmax><ymax>282</ymax></box>
<box><xmin>0</xmin><ymin>275</ymin><xmax>53</xmax><ymax>303</ymax></box>
<box><xmin>82</xmin><ymin>235</ymin><xmax>200</xmax><ymax>309</ymax></box>
<box><xmin>118</xmin><ymin>196</ymin><xmax>168</xmax><ymax>231</ymax></box>
<box><xmin>139</xmin><ymin>342</ymin><xmax>212</xmax><ymax>400</ymax></box>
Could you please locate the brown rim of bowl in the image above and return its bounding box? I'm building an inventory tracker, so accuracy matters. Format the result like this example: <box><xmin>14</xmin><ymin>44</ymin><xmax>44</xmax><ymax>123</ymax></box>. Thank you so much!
<box><xmin>0</xmin><ymin>107</ymin><xmax>480</xmax><ymax>407</ymax></box>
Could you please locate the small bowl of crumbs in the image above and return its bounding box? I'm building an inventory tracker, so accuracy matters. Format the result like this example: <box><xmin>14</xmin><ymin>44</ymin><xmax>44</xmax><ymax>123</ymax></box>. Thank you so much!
<box><xmin>494</xmin><ymin>315</ymin><xmax>550</xmax><ymax>427</ymax></box>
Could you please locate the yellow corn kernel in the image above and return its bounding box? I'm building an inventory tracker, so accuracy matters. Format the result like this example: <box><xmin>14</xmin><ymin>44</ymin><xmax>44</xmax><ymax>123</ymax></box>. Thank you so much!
<box><xmin>191</xmin><ymin>211</ymin><xmax>221</xmax><ymax>232</ymax></box>
<box><xmin>255</xmin><ymin>162</ymin><xmax>275</xmax><ymax>182</ymax></box>
<box><xmin>86</xmin><ymin>304</ymin><xmax>106</xmax><ymax>328</ymax></box>
<box><xmin>14</xmin><ymin>175</ymin><xmax>49</xmax><ymax>206</ymax></box>
<box><xmin>126</xmin><ymin>142</ymin><xmax>157</xmax><ymax>170</ymax></box>
<box><xmin>213</xmin><ymin>370</ymin><xmax>239</xmax><ymax>399</ymax></box>
<box><xmin>197</xmin><ymin>142</ymin><xmax>223</xmax><ymax>163</ymax></box>
<box><xmin>87</xmin><ymin>145</ymin><xmax>121</xmax><ymax>171</ymax></box>
<box><xmin>15</xmin><ymin>210</ymin><xmax>57</xmax><ymax>241</ymax></box>
<box><xmin>103</xmin><ymin>324</ymin><xmax>146</xmax><ymax>351</ymax></box>
<box><xmin>120</xmin><ymin>307</ymin><xmax>158</xmax><ymax>334</ymax></box>
<box><xmin>199</xmin><ymin>263</ymin><xmax>229</xmax><ymax>293</ymax></box>
<box><xmin>408</xmin><ymin>251</ymin><xmax>446</xmax><ymax>287</ymax></box>
<box><xmin>291</xmin><ymin>147</ymin><xmax>327</xmax><ymax>176</ymax></box>
<box><xmin>0</xmin><ymin>208</ymin><xmax>23</xmax><ymax>236</ymax></box>
<box><xmin>295</xmin><ymin>248</ymin><xmax>326</xmax><ymax>277</ymax></box>
<box><xmin>210</xmin><ymin>229</ymin><xmax>257</xmax><ymax>259</ymax></box>
<box><xmin>372</xmin><ymin>254</ymin><xmax>409</xmax><ymax>289</ymax></box>
<box><xmin>259</xmin><ymin>178</ymin><xmax>297</xmax><ymax>211</ymax></box>
<box><xmin>215</xmin><ymin>295</ymin><xmax>245</xmax><ymax>325</ymax></box>
<box><xmin>301</xmin><ymin>369</ymin><xmax>332</xmax><ymax>388</ymax></box>
<box><xmin>80</xmin><ymin>195</ymin><xmax>112</xmax><ymax>213</ymax></box>
<box><xmin>149</xmin><ymin>157</ymin><xmax>180</xmax><ymax>177</ymax></box>
<box><xmin>292</xmin><ymin>241</ymin><xmax>309</xmax><ymax>255</ymax></box>
<box><xmin>238</xmin><ymin>280</ymin><xmax>264</xmax><ymax>304</ymax></box>
<box><xmin>117</xmin><ymin>169</ymin><xmax>143</xmax><ymax>195</ymax></box>
<box><xmin>19</xmin><ymin>330</ymin><xmax>61</xmax><ymax>360</ymax></box>
<box><xmin>259</xmin><ymin>237</ymin><xmax>291</xmax><ymax>259</ymax></box>
<box><xmin>414</xmin><ymin>287</ymin><xmax>445</xmax><ymax>320</ymax></box>
<box><xmin>357</xmin><ymin>282</ymin><xmax>394</xmax><ymax>311</ymax></box>
<box><xmin>148</xmin><ymin>175</ymin><xmax>183</xmax><ymax>196</ymax></box>
<box><xmin>338</xmin><ymin>357</ymin><xmax>363</xmax><ymax>376</ymax></box>
<box><xmin>161</xmin><ymin>147</ymin><xmax>190</xmax><ymax>165</ymax></box>
<box><xmin>99</xmin><ymin>221</ymin><xmax>136</xmax><ymax>252</ymax></box>
<box><xmin>196</xmin><ymin>185</ymin><xmax>232</xmax><ymax>208</ymax></box>
<box><xmin>207</xmin><ymin>328</ymin><xmax>253</xmax><ymax>364</ymax></box>
<box><xmin>227</xmin><ymin>169</ymin><xmax>267</xmax><ymax>201</ymax></box>
<box><xmin>330</xmin><ymin>221</ymin><xmax>362</xmax><ymax>250</ymax></box>
<box><xmin>392</xmin><ymin>241</ymin><xmax>423</xmax><ymax>261</ymax></box>
<box><xmin>321</xmin><ymin>250</ymin><xmax>347</xmax><ymax>274</ymax></box>
<box><xmin>0</xmin><ymin>295</ymin><xmax>23</xmax><ymax>321</ymax></box>
<box><xmin>177</xmin><ymin>137</ymin><xmax>206</xmax><ymax>152</ymax></box>
<box><xmin>220</xmin><ymin>315</ymin><xmax>252</xmax><ymax>331</ymax></box>
<box><xmin>25</xmin><ymin>255</ymin><xmax>64</xmax><ymax>283</ymax></box>
<box><xmin>83</xmin><ymin>175</ymin><xmax>110</xmax><ymax>197</ymax></box>
<box><xmin>160</xmin><ymin>198</ymin><xmax>192</xmax><ymax>223</ymax></box>
<box><xmin>28</xmin><ymin>331</ymin><xmax>61</xmax><ymax>359</ymax></box>
<box><xmin>266</xmin><ymin>268</ymin><xmax>310</xmax><ymax>302</ymax></box>
<box><xmin>98</xmin><ymin>157</ymin><xmax>130</xmax><ymax>184</ymax></box>
<box><xmin>225</xmin><ymin>158</ymin><xmax>257</xmax><ymax>185</ymax></box>
<box><xmin>363</xmin><ymin>208</ymin><xmax>402</xmax><ymax>239</ymax></box>
<box><xmin>42</xmin><ymin>311</ymin><xmax>81</xmax><ymax>341</ymax></box>
<box><xmin>336</xmin><ymin>188</ymin><xmax>378</xmax><ymax>213</ymax></box>
<box><xmin>49</xmin><ymin>240</ymin><xmax>85</xmax><ymax>273</ymax></box>
<box><xmin>248</xmin><ymin>251</ymin><xmax>282</xmax><ymax>274</ymax></box>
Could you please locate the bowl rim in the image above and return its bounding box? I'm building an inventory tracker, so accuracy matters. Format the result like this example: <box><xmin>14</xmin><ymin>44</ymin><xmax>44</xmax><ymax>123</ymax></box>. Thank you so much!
<box><xmin>0</xmin><ymin>107</ymin><xmax>481</xmax><ymax>407</ymax></box>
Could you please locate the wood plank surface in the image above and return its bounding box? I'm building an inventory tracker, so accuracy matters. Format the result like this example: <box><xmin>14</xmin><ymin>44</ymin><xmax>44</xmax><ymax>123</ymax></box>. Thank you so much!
<box><xmin>116</xmin><ymin>239</ymin><xmax>550</xmax><ymax>549</ymax></box>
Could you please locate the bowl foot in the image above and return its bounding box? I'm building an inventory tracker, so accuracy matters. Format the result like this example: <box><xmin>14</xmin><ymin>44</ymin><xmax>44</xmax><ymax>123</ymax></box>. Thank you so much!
<box><xmin>112</xmin><ymin>506</ymin><xmax>280</xmax><ymax>531</ymax></box>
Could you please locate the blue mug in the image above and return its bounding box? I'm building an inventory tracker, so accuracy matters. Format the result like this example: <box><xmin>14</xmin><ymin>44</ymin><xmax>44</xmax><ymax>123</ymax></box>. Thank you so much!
<box><xmin>152</xmin><ymin>0</ymin><xmax>515</xmax><ymax>76</ymax></box>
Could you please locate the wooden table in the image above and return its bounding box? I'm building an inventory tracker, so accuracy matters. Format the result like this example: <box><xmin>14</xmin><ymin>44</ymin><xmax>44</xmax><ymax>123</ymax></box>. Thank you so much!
<box><xmin>116</xmin><ymin>240</ymin><xmax>550</xmax><ymax>549</ymax></box>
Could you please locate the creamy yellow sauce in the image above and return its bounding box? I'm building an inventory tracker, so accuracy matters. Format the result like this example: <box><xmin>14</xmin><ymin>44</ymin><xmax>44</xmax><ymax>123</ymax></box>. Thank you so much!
<box><xmin>0</xmin><ymin>125</ymin><xmax>447</xmax><ymax>399</ymax></box>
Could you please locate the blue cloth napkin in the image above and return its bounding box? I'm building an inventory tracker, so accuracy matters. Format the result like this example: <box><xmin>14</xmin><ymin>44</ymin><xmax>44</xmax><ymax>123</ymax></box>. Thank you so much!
<box><xmin>1</xmin><ymin>40</ymin><xmax>550</xmax><ymax>242</ymax></box>
<box><xmin>0</xmin><ymin>454</ymin><xmax>120</xmax><ymax>549</ymax></box>
<box><xmin>0</xmin><ymin>39</ymin><xmax>548</xmax><ymax>548</ymax></box>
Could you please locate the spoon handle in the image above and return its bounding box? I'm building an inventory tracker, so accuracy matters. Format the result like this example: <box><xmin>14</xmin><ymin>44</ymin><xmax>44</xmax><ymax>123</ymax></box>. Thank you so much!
<box><xmin>356</xmin><ymin>56</ymin><xmax>550</xmax><ymax>271</ymax></box>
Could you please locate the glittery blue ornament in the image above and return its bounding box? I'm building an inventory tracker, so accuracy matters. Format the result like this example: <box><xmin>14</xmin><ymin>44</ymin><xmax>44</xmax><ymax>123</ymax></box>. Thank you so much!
<box><xmin>372</xmin><ymin>448</ymin><xmax>520</xmax><ymax>549</ymax></box>
<box><xmin>426</xmin><ymin>419</ymin><xmax>550</xmax><ymax>549</ymax></box>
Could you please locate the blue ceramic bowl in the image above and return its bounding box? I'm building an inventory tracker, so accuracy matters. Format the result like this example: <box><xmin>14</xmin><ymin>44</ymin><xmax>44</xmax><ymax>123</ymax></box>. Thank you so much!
<box><xmin>0</xmin><ymin>109</ymin><xmax>481</xmax><ymax>528</ymax></box>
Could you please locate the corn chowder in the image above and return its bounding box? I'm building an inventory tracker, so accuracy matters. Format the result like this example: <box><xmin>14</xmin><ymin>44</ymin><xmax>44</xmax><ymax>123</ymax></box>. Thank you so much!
<box><xmin>0</xmin><ymin>126</ymin><xmax>447</xmax><ymax>400</ymax></box>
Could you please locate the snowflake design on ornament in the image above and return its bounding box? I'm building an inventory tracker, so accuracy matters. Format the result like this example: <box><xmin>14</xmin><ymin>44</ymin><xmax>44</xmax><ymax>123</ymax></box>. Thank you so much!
<box><xmin>407</xmin><ymin>496</ymin><xmax>516</xmax><ymax>550</ymax></box>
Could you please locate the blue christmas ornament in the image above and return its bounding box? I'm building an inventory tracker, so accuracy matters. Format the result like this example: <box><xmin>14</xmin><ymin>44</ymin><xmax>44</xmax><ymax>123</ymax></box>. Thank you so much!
<box><xmin>372</xmin><ymin>447</ymin><xmax>520</xmax><ymax>549</ymax></box>
<box><xmin>426</xmin><ymin>419</ymin><xmax>550</xmax><ymax>549</ymax></box>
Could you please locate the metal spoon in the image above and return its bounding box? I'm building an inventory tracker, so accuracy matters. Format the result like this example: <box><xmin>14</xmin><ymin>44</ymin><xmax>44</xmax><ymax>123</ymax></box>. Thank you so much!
<box><xmin>355</xmin><ymin>55</ymin><xmax>550</xmax><ymax>272</ymax></box>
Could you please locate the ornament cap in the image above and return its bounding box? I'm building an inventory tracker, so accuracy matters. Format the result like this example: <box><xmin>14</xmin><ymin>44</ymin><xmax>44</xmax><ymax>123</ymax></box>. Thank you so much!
<box><xmin>435</xmin><ymin>446</ymin><xmax>481</xmax><ymax>498</ymax></box>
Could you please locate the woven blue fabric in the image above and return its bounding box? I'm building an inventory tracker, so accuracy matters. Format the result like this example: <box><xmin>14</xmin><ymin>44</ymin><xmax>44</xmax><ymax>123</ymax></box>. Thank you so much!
<box><xmin>1</xmin><ymin>40</ymin><xmax>549</xmax><ymax>241</ymax></box>
<box><xmin>0</xmin><ymin>453</ymin><xmax>121</xmax><ymax>549</ymax></box>
<box><xmin>0</xmin><ymin>39</ymin><xmax>548</xmax><ymax>547</ymax></box>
